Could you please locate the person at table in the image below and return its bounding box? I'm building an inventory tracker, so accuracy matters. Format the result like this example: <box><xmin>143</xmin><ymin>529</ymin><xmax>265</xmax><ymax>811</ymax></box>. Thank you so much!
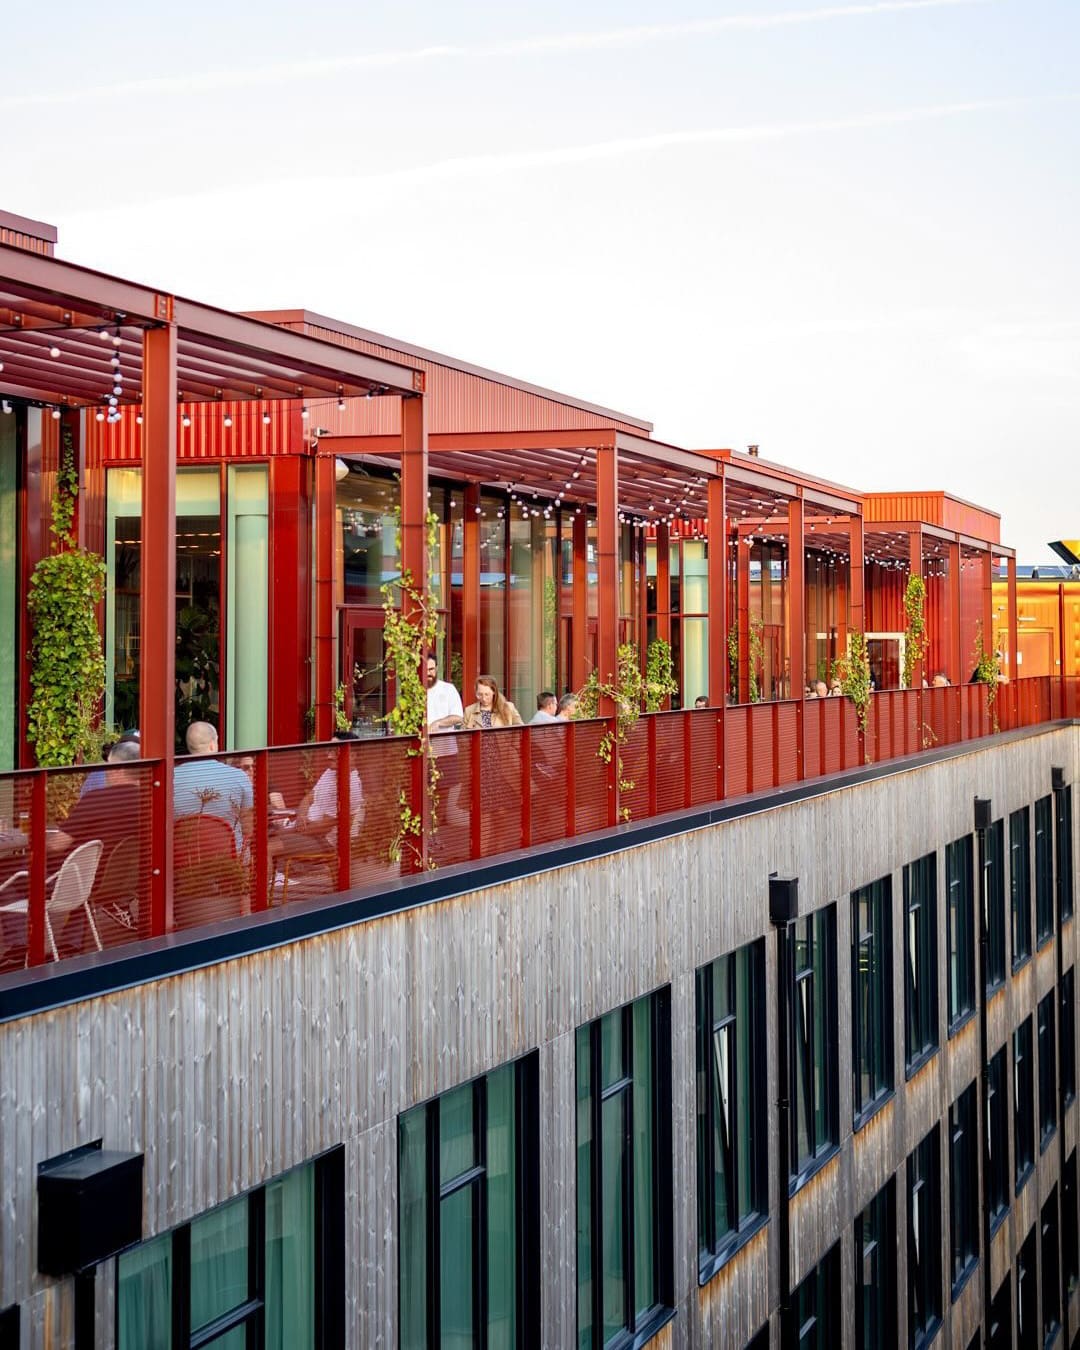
<box><xmin>50</xmin><ymin>740</ymin><xmax>143</xmax><ymax>857</ymax></box>
<box><xmin>530</xmin><ymin>692</ymin><xmax>559</xmax><ymax>724</ymax></box>
<box><xmin>173</xmin><ymin>721</ymin><xmax>252</xmax><ymax>855</ymax></box>
<box><xmin>463</xmin><ymin>676</ymin><xmax>523</xmax><ymax>729</ymax></box>
<box><xmin>557</xmin><ymin>693</ymin><xmax>579</xmax><ymax>720</ymax></box>
<box><xmin>693</xmin><ymin>695</ymin><xmax>708</xmax><ymax>709</ymax></box>
<box><xmin>80</xmin><ymin>731</ymin><xmax>140</xmax><ymax>797</ymax></box>
<box><xmin>274</xmin><ymin>731</ymin><xmax>364</xmax><ymax>863</ymax></box>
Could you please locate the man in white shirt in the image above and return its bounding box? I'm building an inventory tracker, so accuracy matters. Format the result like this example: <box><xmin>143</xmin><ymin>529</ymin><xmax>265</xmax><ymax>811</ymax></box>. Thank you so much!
<box><xmin>529</xmin><ymin>692</ymin><xmax>559</xmax><ymax>724</ymax></box>
<box><xmin>426</xmin><ymin>655</ymin><xmax>465</xmax><ymax>836</ymax></box>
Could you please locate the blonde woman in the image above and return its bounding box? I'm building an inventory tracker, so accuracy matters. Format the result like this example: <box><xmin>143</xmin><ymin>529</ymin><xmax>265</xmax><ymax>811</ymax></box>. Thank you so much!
<box><xmin>462</xmin><ymin>675</ymin><xmax>523</xmax><ymax>729</ymax></box>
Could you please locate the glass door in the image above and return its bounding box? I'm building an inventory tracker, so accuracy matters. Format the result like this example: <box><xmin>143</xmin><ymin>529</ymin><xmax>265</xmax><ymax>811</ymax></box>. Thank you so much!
<box><xmin>341</xmin><ymin>608</ymin><xmax>391</xmax><ymax>732</ymax></box>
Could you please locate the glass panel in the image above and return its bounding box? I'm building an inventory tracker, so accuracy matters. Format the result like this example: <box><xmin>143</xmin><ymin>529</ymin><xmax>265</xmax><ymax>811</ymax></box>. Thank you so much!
<box><xmin>681</xmin><ymin>616</ymin><xmax>709</xmax><ymax>710</ymax></box>
<box><xmin>440</xmin><ymin>1082</ymin><xmax>476</xmax><ymax>1186</ymax></box>
<box><xmin>440</xmin><ymin>1183</ymin><xmax>475</xmax><ymax>1348</ymax></box>
<box><xmin>225</xmin><ymin>465</ymin><xmax>268</xmax><ymax>750</ymax></box>
<box><xmin>0</xmin><ymin>412</ymin><xmax>16</xmax><ymax>772</ymax></box>
<box><xmin>713</xmin><ymin>1025</ymin><xmax>732</xmax><ymax>1237</ymax></box>
<box><xmin>265</xmin><ymin>1164</ymin><xmax>314</xmax><ymax>1350</ymax></box>
<box><xmin>117</xmin><ymin>1232</ymin><xmax>173</xmax><ymax>1350</ymax></box>
<box><xmin>398</xmin><ymin>1108</ymin><xmax>428</xmax><ymax>1350</ymax></box>
<box><xmin>480</xmin><ymin>496</ymin><xmax>506</xmax><ymax>687</ymax></box>
<box><xmin>204</xmin><ymin>1327</ymin><xmax>246</xmax><ymax>1349</ymax></box>
<box><xmin>508</xmin><ymin>514</ymin><xmax>534</xmax><ymax>717</ymax></box>
<box><xmin>601</xmin><ymin>1009</ymin><xmax>624</xmax><ymax>1090</ymax></box>
<box><xmin>735</xmin><ymin>948</ymin><xmax>756</xmax><ymax>1219</ymax></box>
<box><xmin>576</xmin><ymin>1026</ymin><xmax>594</xmax><ymax>1350</ymax></box>
<box><xmin>682</xmin><ymin>541</ymin><xmax>708</xmax><ymax>613</ymax></box>
<box><xmin>601</xmin><ymin>1092</ymin><xmax>627</xmax><ymax>1341</ymax></box>
<box><xmin>487</xmin><ymin>1065</ymin><xmax>517</xmax><ymax>1350</ymax></box>
<box><xmin>190</xmin><ymin>1194</ymin><xmax>249</xmax><ymax>1331</ymax></box>
<box><xmin>632</xmin><ymin>997</ymin><xmax>656</xmax><ymax>1318</ymax></box>
<box><xmin>336</xmin><ymin>468</ymin><xmax>399</xmax><ymax>607</ymax></box>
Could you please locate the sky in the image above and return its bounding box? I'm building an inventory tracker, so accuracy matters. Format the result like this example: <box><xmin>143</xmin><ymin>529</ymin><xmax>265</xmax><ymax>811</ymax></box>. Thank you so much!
<box><xmin>5</xmin><ymin>0</ymin><xmax>1078</xmax><ymax>562</ymax></box>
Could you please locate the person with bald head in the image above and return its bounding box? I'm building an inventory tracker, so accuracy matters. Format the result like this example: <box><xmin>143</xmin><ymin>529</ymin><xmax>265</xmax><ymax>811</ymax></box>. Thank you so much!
<box><xmin>173</xmin><ymin>720</ymin><xmax>253</xmax><ymax>854</ymax></box>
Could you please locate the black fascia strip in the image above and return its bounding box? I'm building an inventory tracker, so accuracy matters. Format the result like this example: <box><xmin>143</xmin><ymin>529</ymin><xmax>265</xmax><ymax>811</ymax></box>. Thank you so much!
<box><xmin>3</xmin><ymin>720</ymin><xmax>1075</xmax><ymax>1024</ymax></box>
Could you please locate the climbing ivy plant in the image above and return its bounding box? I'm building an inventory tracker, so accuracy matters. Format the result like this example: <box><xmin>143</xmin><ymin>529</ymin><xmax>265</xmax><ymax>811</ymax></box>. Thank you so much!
<box><xmin>577</xmin><ymin>641</ymin><xmax>647</xmax><ymax>819</ymax></box>
<box><xmin>971</xmin><ymin>621</ymin><xmax>1000</xmax><ymax>731</ymax></box>
<box><xmin>747</xmin><ymin>620</ymin><xmax>765</xmax><ymax>704</ymax></box>
<box><xmin>902</xmin><ymin>573</ymin><xmax>928</xmax><ymax>689</ymax></box>
<box><xmin>380</xmin><ymin>508</ymin><xmax>440</xmax><ymax>864</ymax></box>
<box><xmin>27</xmin><ymin>426</ymin><xmax>107</xmax><ymax>767</ymax></box>
<box><xmin>834</xmin><ymin>629</ymin><xmax>873</xmax><ymax>751</ymax></box>
<box><xmin>643</xmin><ymin>637</ymin><xmax>678</xmax><ymax>712</ymax></box>
<box><xmin>727</xmin><ymin>621</ymin><xmax>739</xmax><ymax>701</ymax></box>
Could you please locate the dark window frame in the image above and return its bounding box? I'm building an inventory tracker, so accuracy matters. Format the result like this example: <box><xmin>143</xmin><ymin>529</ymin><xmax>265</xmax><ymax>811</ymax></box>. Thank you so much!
<box><xmin>1017</xmin><ymin>1226</ymin><xmax>1037</xmax><ymax>1348</ymax></box>
<box><xmin>1011</xmin><ymin>806</ymin><xmax>1032</xmax><ymax>970</ymax></box>
<box><xmin>985</xmin><ymin>1045</ymin><xmax>1010</xmax><ymax>1234</ymax></box>
<box><xmin>855</xmin><ymin>1180</ymin><xmax>896</xmax><ymax>1350</ymax></box>
<box><xmin>949</xmin><ymin>1081</ymin><xmax>979</xmax><ymax>1298</ymax></box>
<box><xmin>907</xmin><ymin>1126</ymin><xmax>942</xmax><ymax>1350</ymax></box>
<box><xmin>985</xmin><ymin>818</ymin><xmax>1006</xmax><ymax>991</ymax></box>
<box><xmin>904</xmin><ymin>853</ymin><xmax>939</xmax><ymax>1075</ymax></box>
<box><xmin>1038</xmin><ymin>990</ymin><xmax>1058</xmax><ymax>1151</ymax></box>
<box><xmin>1064</xmin><ymin>1152</ymin><xmax>1079</xmax><ymax>1299</ymax></box>
<box><xmin>1057</xmin><ymin>784</ymin><xmax>1074</xmax><ymax>923</ymax></box>
<box><xmin>576</xmin><ymin>989</ymin><xmax>674</xmax><ymax>1350</ymax></box>
<box><xmin>1061</xmin><ymin>968</ymin><xmax>1076</xmax><ymax>1107</ymax></box>
<box><xmin>794</xmin><ymin>1240</ymin><xmax>840</xmax><ymax>1349</ymax></box>
<box><xmin>946</xmin><ymin>836</ymin><xmax>976</xmax><ymax>1033</ymax></box>
<box><xmin>1036</xmin><ymin>794</ymin><xmax>1054</xmax><ymax>948</ymax></box>
<box><xmin>115</xmin><ymin>1146</ymin><xmax>345</xmax><ymax>1350</ymax></box>
<box><xmin>695</xmin><ymin>941</ymin><xmax>768</xmax><ymax>1281</ymax></box>
<box><xmin>791</xmin><ymin>906</ymin><xmax>839</xmax><ymax>1184</ymax></box>
<box><xmin>1041</xmin><ymin>1188</ymin><xmax>1061</xmax><ymax>1347</ymax></box>
<box><xmin>397</xmin><ymin>1053</ymin><xmax>540</xmax><ymax>1350</ymax></box>
<box><xmin>1014</xmin><ymin>1017</ymin><xmax>1035</xmax><ymax>1192</ymax></box>
<box><xmin>852</xmin><ymin>878</ymin><xmax>894</xmax><ymax>1127</ymax></box>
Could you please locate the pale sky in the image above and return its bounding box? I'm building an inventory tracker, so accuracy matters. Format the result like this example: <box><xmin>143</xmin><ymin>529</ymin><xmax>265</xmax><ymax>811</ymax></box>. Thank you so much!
<box><xmin>5</xmin><ymin>0</ymin><xmax>1078</xmax><ymax>562</ymax></box>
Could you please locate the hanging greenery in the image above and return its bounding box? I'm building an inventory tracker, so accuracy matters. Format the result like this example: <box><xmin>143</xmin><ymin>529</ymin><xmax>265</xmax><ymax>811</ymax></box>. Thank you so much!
<box><xmin>834</xmin><ymin>629</ymin><xmax>872</xmax><ymax>749</ymax></box>
<box><xmin>971</xmin><ymin>621</ymin><xmax>1000</xmax><ymax>731</ymax></box>
<box><xmin>901</xmin><ymin>573</ymin><xmax>928</xmax><ymax>689</ymax></box>
<box><xmin>643</xmin><ymin>637</ymin><xmax>678</xmax><ymax>712</ymax></box>
<box><xmin>27</xmin><ymin>426</ymin><xmax>107</xmax><ymax>768</ymax></box>
<box><xmin>381</xmin><ymin>507</ymin><xmax>441</xmax><ymax>864</ymax></box>
<box><xmin>748</xmin><ymin>620</ymin><xmax>765</xmax><ymax>704</ymax></box>
<box><xmin>727</xmin><ymin>621</ymin><xmax>739</xmax><ymax>701</ymax></box>
<box><xmin>577</xmin><ymin>641</ymin><xmax>646</xmax><ymax>818</ymax></box>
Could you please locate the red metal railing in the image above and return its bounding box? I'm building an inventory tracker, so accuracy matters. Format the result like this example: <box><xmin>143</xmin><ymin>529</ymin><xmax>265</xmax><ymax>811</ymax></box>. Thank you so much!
<box><xmin>0</xmin><ymin>676</ymin><xmax>1077</xmax><ymax>978</ymax></box>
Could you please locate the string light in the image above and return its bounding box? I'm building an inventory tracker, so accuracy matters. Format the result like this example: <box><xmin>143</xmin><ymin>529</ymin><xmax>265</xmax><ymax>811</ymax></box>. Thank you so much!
<box><xmin>223</xmin><ymin>414</ymin><xmax>233</xmax><ymax>429</ymax></box>
<box><xmin>49</xmin><ymin>346</ymin><xmax>60</xmax><ymax>358</ymax></box>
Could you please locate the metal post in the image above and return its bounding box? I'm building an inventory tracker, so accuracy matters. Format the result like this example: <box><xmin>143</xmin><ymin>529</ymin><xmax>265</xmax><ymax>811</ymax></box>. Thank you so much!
<box><xmin>141</xmin><ymin>322</ymin><xmax>177</xmax><ymax>935</ymax></box>
<box><xmin>571</xmin><ymin>511</ymin><xmax>589</xmax><ymax>691</ymax></box>
<box><xmin>1052</xmin><ymin>766</ymin><xmax>1070</xmax><ymax>1346</ymax></box>
<box><xmin>313</xmin><ymin>450</ymin><xmax>337</xmax><ymax>743</ymax></box>
<box><xmin>462</xmin><ymin>483</ymin><xmax>481</xmax><ymax>703</ymax></box>
<box><xmin>908</xmin><ymin>530</ymin><xmax>925</xmax><ymax>690</ymax></box>
<box><xmin>1006</xmin><ymin>555</ymin><xmax>1019</xmax><ymax>684</ymax></box>
<box><xmin>400</xmin><ymin>394</ymin><xmax>429</xmax><ymax>869</ymax></box>
<box><xmin>848</xmin><ymin>513</ymin><xmax>865</xmax><ymax>638</ymax></box>
<box><xmin>737</xmin><ymin>535</ymin><xmax>751</xmax><ymax>705</ymax></box>
<box><xmin>788</xmin><ymin>497</ymin><xmax>805</xmax><ymax>703</ymax></box>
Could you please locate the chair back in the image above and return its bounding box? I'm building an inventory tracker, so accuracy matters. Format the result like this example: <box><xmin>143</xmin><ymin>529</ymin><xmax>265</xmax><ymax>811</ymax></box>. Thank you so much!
<box><xmin>175</xmin><ymin>813</ymin><xmax>237</xmax><ymax>867</ymax></box>
<box><xmin>95</xmin><ymin>838</ymin><xmax>141</xmax><ymax>908</ymax></box>
<box><xmin>49</xmin><ymin>840</ymin><xmax>104</xmax><ymax>920</ymax></box>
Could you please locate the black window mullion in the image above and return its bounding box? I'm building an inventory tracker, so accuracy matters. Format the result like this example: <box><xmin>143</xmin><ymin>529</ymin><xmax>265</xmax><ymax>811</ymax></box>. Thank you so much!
<box><xmin>700</xmin><ymin>970</ymin><xmax>716</xmax><ymax>1256</ymax></box>
<box><xmin>172</xmin><ymin>1224</ymin><xmax>192</xmax><ymax>1349</ymax></box>
<box><xmin>589</xmin><ymin>1019</ymin><xmax>603</xmax><ymax>1349</ymax></box>
<box><xmin>622</xmin><ymin>1002</ymin><xmax>635</xmax><ymax>1334</ymax></box>
<box><xmin>474</xmin><ymin>1076</ymin><xmax>488</xmax><ymax>1350</ymax></box>
<box><xmin>427</xmin><ymin>1099</ymin><xmax>441</xmax><ymax>1350</ymax></box>
<box><xmin>247</xmin><ymin>1187</ymin><xmax>265</xmax><ymax>1350</ymax></box>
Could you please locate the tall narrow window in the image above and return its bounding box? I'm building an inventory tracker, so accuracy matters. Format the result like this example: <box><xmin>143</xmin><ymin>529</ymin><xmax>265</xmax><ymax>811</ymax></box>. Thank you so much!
<box><xmin>1016</xmin><ymin>1227</ymin><xmax>1037</xmax><ymax>1348</ymax></box>
<box><xmin>791</xmin><ymin>907</ymin><xmax>838</xmax><ymax>1178</ymax></box>
<box><xmin>695</xmin><ymin>941</ymin><xmax>767</xmax><ymax>1278</ymax></box>
<box><xmin>852</xmin><ymin>878</ymin><xmax>893</xmax><ymax>1125</ymax></box>
<box><xmin>398</xmin><ymin>1055</ymin><xmax>539</xmax><ymax>1349</ymax></box>
<box><xmin>985</xmin><ymin>818</ymin><xmax>1006</xmax><ymax>990</ymax></box>
<box><xmin>1011</xmin><ymin>806</ymin><xmax>1032</xmax><ymax>968</ymax></box>
<box><xmin>1035</xmin><ymin>794</ymin><xmax>1054</xmax><ymax>946</ymax></box>
<box><xmin>988</xmin><ymin>1279</ymin><xmax>1011</xmax><ymax>1350</ymax></box>
<box><xmin>576</xmin><ymin>990</ymin><xmax>673</xmax><ymax>1349</ymax></box>
<box><xmin>946</xmin><ymin>837</ymin><xmax>975</xmax><ymax>1030</ymax></box>
<box><xmin>1042</xmin><ymin>1189</ymin><xmax>1061</xmax><ymax>1345</ymax></box>
<box><xmin>904</xmin><ymin>853</ymin><xmax>938</xmax><ymax>1072</ymax></box>
<box><xmin>793</xmin><ymin>1242</ymin><xmax>839</xmax><ymax>1349</ymax></box>
<box><xmin>907</xmin><ymin>1126</ymin><xmax>942</xmax><ymax>1350</ymax></box>
<box><xmin>949</xmin><ymin>1081</ymin><xmax>979</xmax><ymax>1295</ymax></box>
<box><xmin>1064</xmin><ymin>1153</ymin><xmax>1079</xmax><ymax>1299</ymax></box>
<box><xmin>116</xmin><ymin>1150</ymin><xmax>342</xmax><ymax>1350</ymax></box>
<box><xmin>1014</xmin><ymin>1017</ymin><xmax>1035</xmax><ymax>1190</ymax></box>
<box><xmin>985</xmin><ymin>1046</ymin><xmax>1009</xmax><ymax>1232</ymax></box>
<box><xmin>1058</xmin><ymin>784</ymin><xmax>1074</xmax><ymax>922</ymax></box>
<box><xmin>1038</xmin><ymin>990</ymin><xmax>1057</xmax><ymax>1149</ymax></box>
<box><xmin>855</xmin><ymin>1181</ymin><xmax>895</xmax><ymax>1350</ymax></box>
<box><xmin>1062</xmin><ymin>968</ymin><xmax>1076</xmax><ymax>1106</ymax></box>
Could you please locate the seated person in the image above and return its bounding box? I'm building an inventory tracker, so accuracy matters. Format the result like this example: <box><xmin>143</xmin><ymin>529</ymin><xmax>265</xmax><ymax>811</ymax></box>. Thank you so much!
<box><xmin>80</xmin><ymin>731</ymin><xmax>140</xmax><ymax>797</ymax></box>
<box><xmin>277</xmin><ymin>732</ymin><xmax>364</xmax><ymax>861</ymax></box>
<box><xmin>51</xmin><ymin>740</ymin><xmax>142</xmax><ymax>857</ymax></box>
<box><xmin>693</xmin><ymin>695</ymin><xmax>708</xmax><ymax>709</ymax></box>
<box><xmin>530</xmin><ymin>692</ymin><xmax>559</xmax><ymax>724</ymax></box>
<box><xmin>173</xmin><ymin>721</ymin><xmax>252</xmax><ymax>855</ymax></box>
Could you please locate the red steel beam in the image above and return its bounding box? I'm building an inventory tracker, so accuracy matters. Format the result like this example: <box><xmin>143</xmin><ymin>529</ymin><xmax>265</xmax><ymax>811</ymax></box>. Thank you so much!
<box><xmin>140</xmin><ymin>322</ymin><xmax>177</xmax><ymax>934</ymax></box>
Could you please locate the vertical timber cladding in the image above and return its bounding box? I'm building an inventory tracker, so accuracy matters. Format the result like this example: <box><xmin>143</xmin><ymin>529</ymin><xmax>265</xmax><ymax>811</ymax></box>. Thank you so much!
<box><xmin>0</xmin><ymin>729</ymin><xmax>1078</xmax><ymax>1347</ymax></box>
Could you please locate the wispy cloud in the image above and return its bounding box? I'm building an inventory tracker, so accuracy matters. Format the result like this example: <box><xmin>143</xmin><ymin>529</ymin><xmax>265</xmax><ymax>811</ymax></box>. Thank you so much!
<box><xmin>62</xmin><ymin>90</ymin><xmax>1070</xmax><ymax>224</ymax></box>
<box><xmin>1</xmin><ymin>0</ymin><xmax>991</xmax><ymax>110</ymax></box>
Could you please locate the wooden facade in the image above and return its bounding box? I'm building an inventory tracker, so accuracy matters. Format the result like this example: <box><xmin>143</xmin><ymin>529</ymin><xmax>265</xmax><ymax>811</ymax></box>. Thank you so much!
<box><xmin>2</xmin><ymin>724</ymin><xmax>1078</xmax><ymax>1347</ymax></box>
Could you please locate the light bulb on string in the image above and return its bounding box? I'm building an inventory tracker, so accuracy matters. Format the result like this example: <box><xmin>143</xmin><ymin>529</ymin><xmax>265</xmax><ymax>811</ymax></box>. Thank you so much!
<box><xmin>95</xmin><ymin>410</ymin><xmax>105</xmax><ymax>422</ymax></box>
<box><xmin>182</xmin><ymin>414</ymin><xmax>191</xmax><ymax>428</ymax></box>
<box><xmin>51</xmin><ymin>407</ymin><xmax>61</xmax><ymax>419</ymax></box>
<box><xmin>262</xmin><ymin>412</ymin><xmax>272</xmax><ymax>426</ymax></box>
<box><xmin>49</xmin><ymin>346</ymin><xmax>60</xmax><ymax>359</ymax></box>
<box><xmin>223</xmin><ymin>414</ymin><xmax>233</xmax><ymax>429</ymax></box>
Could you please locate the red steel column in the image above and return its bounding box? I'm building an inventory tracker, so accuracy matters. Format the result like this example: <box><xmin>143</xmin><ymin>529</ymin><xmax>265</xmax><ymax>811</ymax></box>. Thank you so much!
<box><xmin>463</xmin><ymin>482</ymin><xmax>481</xmax><ymax>697</ymax></box>
<box><xmin>571</xmin><ymin>510</ymin><xmax>589</xmax><ymax>689</ymax></box>
<box><xmin>596</xmin><ymin>444</ymin><xmax>619</xmax><ymax>710</ymax></box>
<box><xmin>656</xmin><ymin>521</ymin><xmax>672</xmax><ymax>648</ymax></box>
<box><xmin>906</xmin><ymin>529</ymin><xmax>925</xmax><ymax>688</ymax></box>
<box><xmin>268</xmin><ymin>450</ymin><xmax>312</xmax><ymax>745</ymax></box>
<box><xmin>141</xmin><ymin>322</ymin><xmax>177</xmax><ymax>934</ymax></box>
<box><xmin>1006</xmin><ymin>555</ymin><xmax>1018</xmax><ymax>681</ymax></box>
<box><xmin>848</xmin><ymin>514</ymin><xmax>865</xmax><ymax>637</ymax></box>
<box><xmin>947</xmin><ymin>539</ymin><xmax>962</xmax><ymax>685</ymax></box>
<box><xmin>736</xmin><ymin>535</ymin><xmax>751</xmax><ymax>703</ymax></box>
<box><xmin>313</xmin><ymin>451</ymin><xmax>337</xmax><ymax>742</ymax></box>
<box><xmin>707</xmin><ymin>477</ymin><xmax>727</xmax><ymax>709</ymax></box>
<box><xmin>787</xmin><ymin>497</ymin><xmax>805</xmax><ymax>701</ymax></box>
<box><xmin>400</xmin><ymin>393</ymin><xmax>429</xmax><ymax>870</ymax></box>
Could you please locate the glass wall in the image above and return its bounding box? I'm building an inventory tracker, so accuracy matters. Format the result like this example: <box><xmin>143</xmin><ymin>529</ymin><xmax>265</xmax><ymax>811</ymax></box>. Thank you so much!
<box><xmin>106</xmin><ymin>467</ymin><xmax>233</xmax><ymax>748</ymax></box>
<box><xmin>226</xmin><ymin>466</ymin><xmax>268</xmax><ymax>750</ymax></box>
<box><xmin>0</xmin><ymin>411</ymin><xmax>16</xmax><ymax>771</ymax></box>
